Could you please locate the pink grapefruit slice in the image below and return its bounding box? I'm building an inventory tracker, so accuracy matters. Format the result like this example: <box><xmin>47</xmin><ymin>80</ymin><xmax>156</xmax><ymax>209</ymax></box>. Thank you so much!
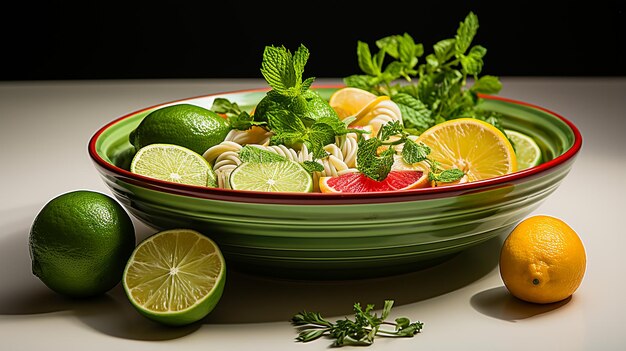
<box><xmin>319</xmin><ymin>170</ymin><xmax>429</xmax><ymax>193</ymax></box>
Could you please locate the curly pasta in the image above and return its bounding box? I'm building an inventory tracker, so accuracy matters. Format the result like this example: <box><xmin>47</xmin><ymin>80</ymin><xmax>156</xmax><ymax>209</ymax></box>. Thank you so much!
<box><xmin>224</xmin><ymin>126</ymin><xmax>272</xmax><ymax>146</ymax></box>
<box><xmin>202</xmin><ymin>98</ymin><xmax>405</xmax><ymax>191</ymax></box>
<box><xmin>365</xmin><ymin>99</ymin><xmax>403</xmax><ymax>135</ymax></box>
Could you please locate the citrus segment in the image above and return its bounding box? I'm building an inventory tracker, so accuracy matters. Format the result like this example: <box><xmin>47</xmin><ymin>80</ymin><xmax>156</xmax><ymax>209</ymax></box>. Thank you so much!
<box><xmin>416</xmin><ymin>118</ymin><xmax>517</xmax><ymax>182</ymax></box>
<box><xmin>499</xmin><ymin>215</ymin><xmax>586</xmax><ymax>304</ymax></box>
<box><xmin>123</xmin><ymin>229</ymin><xmax>226</xmax><ymax>326</ymax></box>
<box><xmin>130</xmin><ymin>143</ymin><xmax>217</xmax><ymax>187</ymax></box>
<box><xmin>328</xmin><ymin>87</ymin><xmax>378</xmax><ymax>118</ymax></box>
<box><xmin>319</xmin><ymin>170</ymin><xmax>428</xmax><ymax>193</ymax></box>
<box><xmin>229</xmin><ymin>161</ymin><xmax>313</xmax><ymax>193</ymax></box>
<box><xmin>505</xmin><ymin>129</ymin><xmax>542</xmax><ymax>170</ymax></box>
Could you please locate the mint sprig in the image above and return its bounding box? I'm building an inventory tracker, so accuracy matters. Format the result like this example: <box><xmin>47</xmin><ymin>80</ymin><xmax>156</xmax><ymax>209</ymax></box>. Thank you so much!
<box><xmin>261</xmin><ymin>44</ymin><xmax>314</xmax><ymax>97</ymax></box>
<box><xmin>210</xmin><ymin>97</ymin><xmax>266</xmax><ymax>131</ymax></box>
<box><xmin>344</xmin><ymin>11</ymin><xmax>504</xmax><ymax>134</ymax></box>
<box><xmin>356</xmin><ymin>121</ymin><xmax>464</xmax><ymax>184</ymax></box>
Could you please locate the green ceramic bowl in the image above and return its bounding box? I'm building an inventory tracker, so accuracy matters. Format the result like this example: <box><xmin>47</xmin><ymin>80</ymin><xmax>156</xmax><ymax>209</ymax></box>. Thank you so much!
<box><xmin>88</xmin><ymin>86</ymin><xmax>582</xmax><ymax>279</ymax></box>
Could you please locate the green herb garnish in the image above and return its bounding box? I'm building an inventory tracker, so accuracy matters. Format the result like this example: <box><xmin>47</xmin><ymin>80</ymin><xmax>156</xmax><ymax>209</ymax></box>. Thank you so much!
<box><xmin>238</xmin><ymin>145</ymin><xmax>287</xmax><ymax>163</ymax></box>
<box><xmin>344</xmin><ymin>11</ymin><xmax>503</xmax><ymax>133</ymax></box>
<box><xmin>211</xmin><ymin>97</ymin><xmax>266</xmax><ymax>131</ymax></box>
<box><xmin>253</xmin><ymin>44</ymin><xmax>352</xmax><ymax>159</ymax></box>
<box><xmin>291</xmin><ymin>300</ymin><xmax>423</xmax><ymax>347</ymax></box>
<box><xmin>356</xmin><ymin>121</ymin><xmax>465</xmax><ymax>183</ymax></box>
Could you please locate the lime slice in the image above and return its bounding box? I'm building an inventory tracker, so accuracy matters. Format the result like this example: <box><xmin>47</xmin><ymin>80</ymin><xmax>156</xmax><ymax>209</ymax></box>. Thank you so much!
<box><xmin>122</xmin><ymin>229</ymin><xmax>226</xmax><ymax>326</ymax></box>
<box><xmin>505</xmin><ymin>129</ymin><xmax>543</xmax><ymax>170</ymax></box>
<box><xmin>229</xmin><ymin>161</ymin><xmax>313</xmax><ymax>192</ymax></box>
<box><xmin>130</xmin><ymin>143</ymin><xmax>217</xmax><ymax>187</ymax></box>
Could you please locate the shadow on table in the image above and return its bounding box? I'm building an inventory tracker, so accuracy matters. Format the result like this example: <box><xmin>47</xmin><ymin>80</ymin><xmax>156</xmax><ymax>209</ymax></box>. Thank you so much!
<box><xmin>0</xmin><ymin>208</ymin><xmax>197</xmax><ymax>341</ymax></box>
<box><xmin>0</xmin><ymin>204</ymin><xmax>503</xmax><ymax>340</ymax></box>
<box><xmin>203</xmin><ymin>234</ymin><xmax>505</xmax><ymax>324</ymax></box>
<box><xmin>470</xmin><ymin>286</ymin><xmax>571</xmax><ymax>321</ymax></box>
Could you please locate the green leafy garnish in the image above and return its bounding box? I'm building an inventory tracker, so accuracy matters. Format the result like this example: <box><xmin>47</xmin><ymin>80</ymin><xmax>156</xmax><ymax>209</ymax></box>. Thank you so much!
<box><xmin>211</xmin><ymin>97</ymin><xmax>266</xmax><ymax>131</ymax></box>
<box><xmin>356</xmin><ymin>138</ymin><xmax>395</xmax><ymax>181</ymax></box>
<box><xmin>344</xmin><ymin>11</ymin><xmax>503</xmax><ymax>133</ymax></box>
<box><xmin>301</xmin><ymin>160</ymin><xmax>324</xmax><ymax>173</ymax></box>
<box><xmin>260</xmin><ymin>44</ymin><xmax>314</xmax><ymax>97</ymax></box>
<box><xmin>254</xmin><ymin>44</ymin><xmax>352</xmax><ymax>159</ymax></box>
<box><xmin>239</xmin><ymin>145</ymin><xmax>287</xmax><ymax>163</ymax></box>
<box><xmin>291</xmin><ymin>300</ymin><xmax>423</xmax><ymax>347</ymax></box>
<box><xmin>355</xmin><ymin>121</ymin><xmax>465</xmax><ymax>183</ymax></box>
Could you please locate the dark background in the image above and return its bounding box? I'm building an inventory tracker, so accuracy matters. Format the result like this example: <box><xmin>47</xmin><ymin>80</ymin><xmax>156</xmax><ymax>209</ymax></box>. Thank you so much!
<box><xmin>2</xmin><ymin>1</ymin><xmax>625</xmax><ymax>80</ymax></box>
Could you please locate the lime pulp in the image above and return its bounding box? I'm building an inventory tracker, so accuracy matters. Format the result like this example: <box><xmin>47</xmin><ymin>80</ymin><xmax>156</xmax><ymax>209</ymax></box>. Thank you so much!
<box><xmin>505</xmin><ymin>129</ymin><xmax>543</xmax><ymax>170</ymax></box>
<box><xmin>123</xmin><ymin>229</ymin><xmax>226</xmax><ymax>326</ymax></box>
<box><xmin>229</xmin><ymin>160</ymin><xmax>313</xmax><ymax>192</ymax></box>
<box><xmin>130</xmin><ymin>143</ymin><xmax>217</xmax><ymax>187</ymax></box>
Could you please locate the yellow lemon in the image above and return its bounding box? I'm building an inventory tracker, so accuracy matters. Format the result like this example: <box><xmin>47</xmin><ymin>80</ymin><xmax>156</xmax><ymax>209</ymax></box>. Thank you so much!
<box><xmin>499</xmin><ymin>215</ymin><xmax>586</xmax><ymax>304</ymax></box>
<box><xmin>328</xmin><ymin>87</ymin><xmax>378</xmax><ymax>118</ymax></box>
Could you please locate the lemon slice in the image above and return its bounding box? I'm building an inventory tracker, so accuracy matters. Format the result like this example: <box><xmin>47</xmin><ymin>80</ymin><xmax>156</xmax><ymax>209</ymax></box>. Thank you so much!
<box><xmin>123</xmin><ymin>229</ymin><xmax>226</xmax><ymax>326</ymax></box>
<box><xmin>416</xmin><ymin>118</ymin><xmax>517</xmax><ymax>182</ymax></box>
<box><xmin>130</xmin><ymin>143</ymin><xmax>217</xmax><ymax>187</ymax></box>
<box><xmin>505</xmin><ymin>129</ymin><xmax>543</xmax><ymax>170</ymax></box>
<box><xmin>329</xmin><ymin>87</ymin><xmax>377</xmax><ymax>118</ymax></box>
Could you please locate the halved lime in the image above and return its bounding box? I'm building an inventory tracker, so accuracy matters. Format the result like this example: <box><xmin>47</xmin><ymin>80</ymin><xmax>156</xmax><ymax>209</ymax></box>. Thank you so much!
<box><xmin>122</xmin><ymin>229</ymin><xmax>226</xmax><ymax>326</ymax></box>
<box><xmin>505</xmin><ymin>129</ymin><xmax>543</xmax><ymax>170</ymax></box>
<box><xmin>229</xmin><ymin>161</ymin><xmax>313</xmax><ymax>192</ymax></box>
<box><xmin>130</xmin><ymin>143</ymin><xmax>217</xmax><ymax>187</ymax></box>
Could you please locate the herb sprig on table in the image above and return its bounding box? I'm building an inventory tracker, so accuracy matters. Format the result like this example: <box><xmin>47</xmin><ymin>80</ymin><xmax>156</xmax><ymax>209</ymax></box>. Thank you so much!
<box><xmin>291</xmin><ymin>300</ymin><xmax>423</xmax><ymax>347</ymax></box>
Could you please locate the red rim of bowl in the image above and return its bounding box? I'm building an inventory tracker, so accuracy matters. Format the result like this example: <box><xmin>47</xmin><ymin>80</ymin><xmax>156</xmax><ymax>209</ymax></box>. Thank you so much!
<box><xmin>88</xmin><ymin>84</ymin><xmax>582</xmax><ymax>205</ymax></box>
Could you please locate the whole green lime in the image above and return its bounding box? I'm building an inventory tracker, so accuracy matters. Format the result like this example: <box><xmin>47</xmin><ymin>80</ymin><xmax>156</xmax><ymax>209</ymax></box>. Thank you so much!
<box><xmin>29</xmin><ymin>190</ymin><xmax>136</xmax><ymax>298</ymax></box>
<box><xmin>253</xmin><ymin>89</ymin><xmax>338</xmax><ymax>125</ymax></box>
<box><xmin>129</xmin><ymin>103</ymin><xmax>230</xmax><ymax>155</ymax></box>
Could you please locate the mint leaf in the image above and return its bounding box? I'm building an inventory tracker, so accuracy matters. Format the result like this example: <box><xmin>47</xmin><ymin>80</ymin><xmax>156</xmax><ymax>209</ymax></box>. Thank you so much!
<box><xmin>357</xmin><ymin>138</ymin><xmax>395</xmax><ymax>181</ymax></box>
<box><xmin>315</xmin><ymin>116</ymin><xmax>351</xmax><ymax>135</ymax></box>
<box><xmin>228</xmin><ymin>111</ymin><xmax>266</xmax><ymax>131</ymax></box>
<box><xmin>434</xmin><ymin>168</ymin><xmax>465</xmax><ymax>183</ymax></box>
<box><xmin>266</xmin><ymin>108</ymin><xmax>307</xmax><ymax>147</ymax></box>
<box><xmin>376</xmin><ymin>35</ymin><xmax>399</xmax><ymax>58</ymax></box>
<box><xmin>402</xmin><ymin>139</ymin><xmax>430</xmax><ymax>164</ymax></box>
<box><xmin>292</xmin><ymin>44</ymin><xmax>309</xmax><ymax>87</ymax></box>
<box><xmin>211</xmin><ymin>97</ymin><xmax>266</xmax><ymax>131</ymax></box>
<box><xmin>391</xmin><ymin>93</ymin><xmax>434</xmax><ymax>131</ymax></box>
<box><xmin>343</xmin><ymin>74</ymin><xmax>378</xmax><ymax>92</ymax></box>
<box><xmin>239</xmin><ymin>145</ymin><xmax>288</xmax><ymax>163</ymax></box>
<box><xmin>398</xmin><ymin>33</ymin><xmax>421</xmax><ymax>68</ymax></box>
<box><xmin>301</xmin><ymin>160</ymin><xmax>324</xmax><ymax>173</ymax></box>
<box><xmin>455</xmin><ymin>11</ymin><xmax>479</xmax><ymax>55</ymax></box>
<box><xmin>260</xmin><ymin>44</ymin><xmax>309</xmax><ymax>97</ymax></box>
<box><xmin>378</xmin><ymin>120</ymin><xmax>404</xmax><ymax>141</ymax></box>
<box><xmin>357</xmin><ymin>41</ymin><xmax>379</xmax><ymax>76</ymax></box>
<box><xmin>306</xmin><ymin>122</ymin><xmax>336</xmax><ymax>159</ymax></box>
<box><xmin>425</xmin><ymin>54</ymin><xmax>439</xmax><ymax>72</ymax></box>
<box><xmin>434</xmin><ymin>38</ymin><xmax>456</xmax><ymax>62</ymax></box>
<box><xmin>460</xmin><ymin>45</ymin><xmax>487</xmax><ymax>75</ymax></box>
<box><xmin>211</xmin><ymin>97</ymin><xmax>242</xmax><ymax>116</ymax></box>
<box><xmin>266</xmin><ymin>108</ymin><xmax>306</xmax><ymax>135</ymax></box>
<box><xmin>470</xmin><ymin>75</ymin><xmax>502</xmax><ymax>94</ymax></box>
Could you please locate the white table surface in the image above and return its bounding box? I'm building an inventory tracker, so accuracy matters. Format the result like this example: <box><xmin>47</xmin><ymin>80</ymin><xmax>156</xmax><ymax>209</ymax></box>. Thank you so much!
<box><xmin>1</xmin><ymin>77</ymin><xmax>625</xmax><ymax>350</ymax></box>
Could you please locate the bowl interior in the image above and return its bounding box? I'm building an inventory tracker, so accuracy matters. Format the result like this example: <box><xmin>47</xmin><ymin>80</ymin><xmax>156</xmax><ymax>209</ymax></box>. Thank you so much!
<box><xmin>93</xmin><ymin>87</ymin><xmax>577</xmax><ymax>177</ymax></box>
